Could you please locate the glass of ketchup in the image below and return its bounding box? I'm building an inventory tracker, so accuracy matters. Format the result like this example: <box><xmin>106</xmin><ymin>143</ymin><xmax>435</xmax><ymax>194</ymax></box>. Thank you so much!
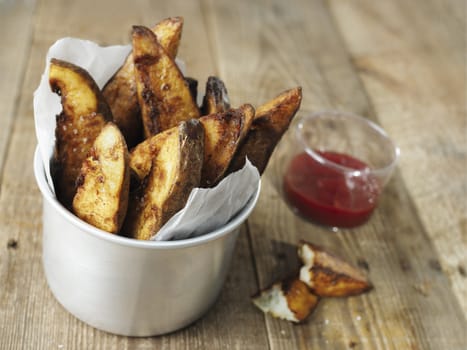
<box><xmin>281</xmin><ymin>111</ymin><xmax>399</xmax><ymax>229</ymax></box>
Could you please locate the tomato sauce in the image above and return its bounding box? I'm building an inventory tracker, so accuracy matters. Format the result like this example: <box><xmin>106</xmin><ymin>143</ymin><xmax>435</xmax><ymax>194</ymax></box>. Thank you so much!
<box><xmin>283</xmin><ymin>151</ymin><xmax>380</xmax><ymax>228</ymax></box>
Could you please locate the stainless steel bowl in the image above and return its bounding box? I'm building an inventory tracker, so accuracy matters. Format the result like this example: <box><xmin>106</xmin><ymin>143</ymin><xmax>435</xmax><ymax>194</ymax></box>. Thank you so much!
<box><xmin>34</xmin><ymin>147</ymin><xmax>261</xmax><ymax>336</ymax></box>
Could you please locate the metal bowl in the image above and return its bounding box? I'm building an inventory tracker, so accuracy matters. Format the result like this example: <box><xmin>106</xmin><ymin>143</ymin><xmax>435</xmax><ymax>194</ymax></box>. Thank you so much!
<box><xmin>33</xmin><ymin>147</ymin><xmax>261</xmax><ymax>336</ymax></box>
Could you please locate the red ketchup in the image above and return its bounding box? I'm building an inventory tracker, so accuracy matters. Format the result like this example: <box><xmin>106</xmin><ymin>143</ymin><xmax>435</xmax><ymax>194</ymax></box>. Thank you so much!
<box><xmin>283</xmin><ymin>151</ymin><xmax>380</xmax><ymax>228</ymax></box>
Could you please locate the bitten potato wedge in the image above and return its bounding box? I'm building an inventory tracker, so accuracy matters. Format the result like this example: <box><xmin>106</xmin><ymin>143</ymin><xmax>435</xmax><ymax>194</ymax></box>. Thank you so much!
<box><xmin>123</xmin><ymin>119</ymin><xmax>204</xmax><ymax>240</ymax></box>
<box><xmin>102</xmin><ymin>17</ymin><xmax>184</xmax><ymax>147</ymax></box>
<box><xmin>200</xmin><ymin>76</ymin><xmax>231</xmax><ymax>115</ymax></box>
<box><xmin>132</xmin><ymin>25</ymin><xmax>200</xmax><ymax>138</ymax></box>
<box><xmin>252</xmin><ymin>278</ymin><xmax>319</xmax><ymax>323</ymax></box>
<box><xmin>72</xmin><ymin>123</ymin><xmax>130</xmax><ymax>233</ymax></box>
<box><xmin>49</xmin><ymin>58</ymin><xmax>112</xmax><ymax>209</ymax></box>
<box><xmin>298</xmin><ymin>240</ymin><xmax>373</xmax><ymax>297</ymax></box>
<box><xmin>199</xmin><ymin>104</ymin><xmax>255</xmax><ymax>187</ymax></box>
<box><xmin>227</xmin><ymin>87</ymin><xmax>302</xmax><ymax>175</ymax></box>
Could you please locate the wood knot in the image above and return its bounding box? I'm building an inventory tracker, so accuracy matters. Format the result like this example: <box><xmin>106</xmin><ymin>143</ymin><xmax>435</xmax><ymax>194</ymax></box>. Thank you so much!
<box><xmin>399</xmin><ymin>258</ymin><xmax>411</xmax><ymax>272</ymax></box>
<box><xmin>458</xmin><ymin>265</ymin><xmax>466</xmax><ymax>277</ymax></box>
<box><xmin>428</xmin><ymin>259</ymin><xmax>442</xmax><ymax>272</ymax></box>
<box><xmin>356</xmin><ymin>258</ymin><xmax>370</xmax><ymax>271</ymax></box>
<box><xmin>7</xmin><ymin>239</ymin><xmax>18</xmax><ymax>250</ymax></box>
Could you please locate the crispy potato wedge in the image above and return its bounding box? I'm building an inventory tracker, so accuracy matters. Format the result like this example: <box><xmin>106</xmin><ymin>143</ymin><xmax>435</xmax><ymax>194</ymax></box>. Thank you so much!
<box><xmin>199</xmin><ymin>104</ymin><xmax>255</xmax><ymax>187</ymax></box>
<box><xmin>129</xmin><ymin>127</ymin><xmax>177</xmax><ymax>181</ymax></box>
<box><xmin>130</xmin><ymin>104</ymin><xmax>255</xmax><ymax>187</ymax></box>
<box><xmin>49</xmin><ymin>58</ymin><xmax>112</xmax><ymax>209</ymax></box>
<box><xmin>200</xmin><ymin>76</ymin><xmax>231</xmax><ymax>115</ymax></box>
<box><xmin>72</xmin><ymin>123</ymin><xmax>130</xmax><ymax>233</ymax></box>
<box><xmin>252</xmin><ymin>277</ymin><xmax>319</xmax><ymax>323</ymax></box>
<box><xmin>123</xmin><ymin>119</ymin><xmax>204</xmax><ymax>240</ymax></box>
<box><xmin>102</xmin><ymin>17</ymin><xmax>184</xmax><ymax>147</ymax></box>
<box><xmin>132</xmin><ymin>25</ymin><xmax>200</xmax><ymax>138</ymax></box>
<box><xmin>298</xmin><ymin>241</ymin><xmax>373</xmax><ymax>297</ymax></box>
<box><xmin>152</xmin><ymin>16</ymin><xmax>184</xmax><ymax>59</ymax></box>
<box><xmin>227</xmin><ymin>87</ymin><xmax>302</xmax><ymax>175</ymax></box>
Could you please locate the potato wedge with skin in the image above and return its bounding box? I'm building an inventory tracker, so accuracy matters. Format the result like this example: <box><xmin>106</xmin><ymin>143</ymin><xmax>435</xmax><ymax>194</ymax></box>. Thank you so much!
<box><xmin>49</xmin><ymin>58</ymin><xmax>112</xmax><ymax>209</ymax></box>
<box><xmin>102</xmin><ymin>17</ymin><xmax>184</xmax><ymax>148</ymax></box>
<box><xmin>298</xmin><ymin>240</ymin><xmax>373</xmax><ymax>297</ymax></box>
<box><xmin>132</xmin><ymin>25</ymin><xmax>200</xmax><ymax>138</ymax></box>
<box><xmin>129</xmin><ymin>104</ymin><xmax>254</xmax><ymax>187</ymax></box>
<box><xmin>252</xmin><ymin>278</ymin><xmax>319</xmax><ymax>323</ymax></box>
<box><xmin>227</xmin><ymin>87</ymin><xmax>302</xmax><ymax>175</ymax></box>
<box><xmin>151</xmin><ymin>16</ymin><xmax>184</xmax><ymax>59</ymax></box>
<box><xmin>123</xmin><ymin>119</ymin><xmax>204</xmax><ymax>240</ymax></box>
<box><xmin>201</xmin><ymin>76</ymin><xmax>231</xmax><ymax>115</ymax></box>
<box><xmin>72</xmin><ymin>123</ymin><xmax>130</xmax><ymax>233</ymax></box>
<box><xmin>200</xmin><ymin>104</ymin><xmax>254</xmax><ymax>187</ymax></box>
<box><xmin>129</xmin><ymin>127</ymin><xmax>177</xmax><ymax>181</ymax></box>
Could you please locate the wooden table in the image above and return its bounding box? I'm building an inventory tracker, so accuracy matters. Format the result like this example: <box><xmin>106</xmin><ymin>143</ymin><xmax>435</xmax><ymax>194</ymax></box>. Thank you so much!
<box><xmin>1</xmin><ymin>0</ymin><xmax>465</xmax><ymax>348</ymax></box>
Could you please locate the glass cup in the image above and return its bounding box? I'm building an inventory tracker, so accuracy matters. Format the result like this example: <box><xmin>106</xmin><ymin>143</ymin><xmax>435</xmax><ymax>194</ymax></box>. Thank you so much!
<box><xmin>275</xmin><ymin>111</ymin><xmax>399</xmax><ymax>229</ymax></box>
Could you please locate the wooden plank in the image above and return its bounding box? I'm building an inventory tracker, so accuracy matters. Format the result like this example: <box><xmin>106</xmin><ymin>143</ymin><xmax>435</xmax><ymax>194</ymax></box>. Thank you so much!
<box><xmin>0</xmin><ymin>0</ymin><xmax>269</xmax><ymax>349</ymax></box>
<box><xmin>207</xmin><ymin>0</ymin><xmax>466</xmax><ymax>348</ymax></box>
<box><xmin>0</xmin><ymin>1</ymin><xmax>37</xmax><ymax>349</ymax></box>
<box><xmin>0</xmin><ymin>0</ymin><xmax>36</xmax><ymax>182</ymax></box>
<box><xmin>1</xmin><ymin>0</ymin><xmax>466</xmax><ymax>348</ymax></box>
<box><xmin>327</xmin><ymin>0</ymin><xmax>467</xmax><ymax>315</ymax></box>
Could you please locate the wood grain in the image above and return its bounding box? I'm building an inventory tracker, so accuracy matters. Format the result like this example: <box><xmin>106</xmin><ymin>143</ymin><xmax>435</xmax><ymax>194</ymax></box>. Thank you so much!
<box><xmin>0</xmin><ymin>0</ymin><xmax>36</xmax><ymax>180</ymax></box>
<box><xmin>209</xmin><ymin>0</ymin><xmax>466</xmax><ymax>348</ymax></box>
<box><xmin>0</xmin><ymin>0</ymin><xmax>465</xmax><ymax>349</ymax></box>
<box><xmin>0</xmin><ymin>0</ymin><xmax>266</xmax><ymax>349</ymax></box>
<box><xmin>327</xmin><ymin>0</ymin><xmax>467</xmax><ymax>315</ymax></box>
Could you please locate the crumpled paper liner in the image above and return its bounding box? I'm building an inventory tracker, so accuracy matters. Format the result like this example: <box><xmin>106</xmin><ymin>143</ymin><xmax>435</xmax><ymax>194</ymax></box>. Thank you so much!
<box><xmin>33</xmin><ymin>37</ymin><xmax>260</xmax><ymax>241</ymax></box>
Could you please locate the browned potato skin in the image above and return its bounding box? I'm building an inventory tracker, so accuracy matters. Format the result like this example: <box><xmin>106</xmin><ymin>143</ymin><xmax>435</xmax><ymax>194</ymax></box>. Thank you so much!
<box><xmin>123</xmin><ymin>119</ymin><xmax>204</xmax><ymax>240</ymax></box>
<box><xmin>298</xmin><ymin>241</ymin><xmax>373</xmax><ymax>297</ymax></box>
<box><xmin>72</xmin><ymin>123</ymin><xmax>130</xmax><ymax>233</ymax></box>
<box><xmin>102</xmin><ymin>17</ymin><xmax>184</xmax><ymax>148</ymax></box>
<box><xmin>283</xmin><ymin>278</ymin><xmax>320</xmax><ymax>322</ymax></box>
<box><xmin>49</xmin><ymin>58</ymin><xmax>112</xmax><ymax>209</ymax></box>
<box><xmin>200</xmin><ymin>76</ymin><xmax>231</xmax><ymax>115</ymax></box>
<box><xmin>227</xmin><ymin>87</ymin><xmax>302</xmax><ymax>175</ymax></box>
<box><xmin>199</xmin><ymin>104</ymin><xmax>254</xmax><ymax>187</ymax></box>
<box><xmin>130</xmin><ymin>104</ymin><xmax>255</xmax><ymax>187</ymax></box>
<box><xmin>132</xmin><ymin>25</ymin><xmax>200</xmax><ymax>138</ymax></box>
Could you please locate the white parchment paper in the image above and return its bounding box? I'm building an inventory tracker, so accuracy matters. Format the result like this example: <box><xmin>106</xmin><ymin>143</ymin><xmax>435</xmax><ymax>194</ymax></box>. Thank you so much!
<box><xmin>33</xmin><ymin>38</ymin><xmax>260</xmax><ymax>241</ymax></box>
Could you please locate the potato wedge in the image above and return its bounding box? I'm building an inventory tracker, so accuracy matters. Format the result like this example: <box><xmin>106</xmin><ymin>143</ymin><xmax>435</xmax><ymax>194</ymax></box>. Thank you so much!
<box><xmin>102</xmin><ymin>17</ymin><xmax>184</xmax><ymax>147</ymax></box>
<box><xmin>200</xmin><ymin>76</ymin><xmax>231</xmax><ymax>115</ymax></box>
<box><xmin>123</xmin><ymin>119</ymin><xmax>204</xmax><ymax>240</ymax></box>
<box><xmin>199</xmin><ymin>104</ymin><xmax>254</xmax><ymax>187</ymax></box>
<box><xmin>130</xmin><ymin>104</ymin><xmax>254</xmax><ymax>187</ymax></box>
<box><xmin>298</xmin><ymin>241</ymin><xmax>373</xmax><ymax>297</ymax></box>
<box><xmin>227</xmin><ymin>87</ymin><xmax>302</xmax><ymax>175</ymax></box>
<box><xmin>72</xmin><ymin>123</ymin><xmax>130</xmax><ymax>233</ymax></box>
<box><xmin>128</xmin><ymin>127</ymin><xmax>177</xmax><ymax>181</ymax></box>
<box><xmin>132</xmin><ymin>25</ymin><xmax>200</xmax><ymax>138</ymax></box>
<box><xmin>49</xmin><ymin>58</ymin><xmax>112</xmax><ymax>209</ymax></box>
<box><xmin>252</xmin><ymin>277</ymin><xmax>319</xmax><ymax>323</ymax></box>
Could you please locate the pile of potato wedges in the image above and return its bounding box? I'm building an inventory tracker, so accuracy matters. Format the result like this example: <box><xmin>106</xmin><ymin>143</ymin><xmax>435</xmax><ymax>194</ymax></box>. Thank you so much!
<box><xmin>49</xmin><ymin>17</ymin><xmax>302</xmax><ymax>240</ymax></box>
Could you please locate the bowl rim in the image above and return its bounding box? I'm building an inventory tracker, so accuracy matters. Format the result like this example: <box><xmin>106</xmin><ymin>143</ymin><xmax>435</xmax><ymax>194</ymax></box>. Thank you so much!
<box><xmin>34</xmin><ymin>146</ymin><xmax>261</xmax><ymax>250</ymax></box>
<box><xmin>296</xmin><ymin>110</ymin><xmax>400</xmax><ymax>178</ymax></box>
